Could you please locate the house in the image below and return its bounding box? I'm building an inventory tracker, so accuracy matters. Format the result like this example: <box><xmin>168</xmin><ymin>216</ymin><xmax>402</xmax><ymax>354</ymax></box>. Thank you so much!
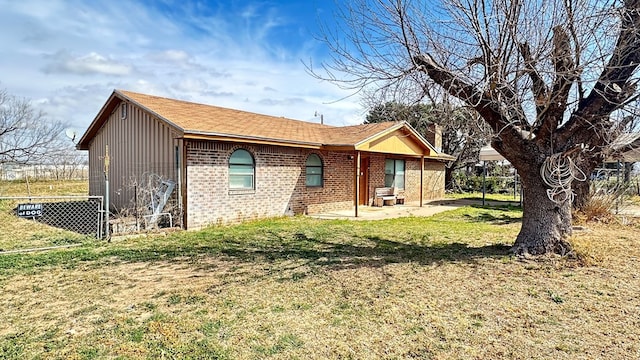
<box><xmin>77</xmin><ymin>90</ymin><xmax>454</xmax><ymax>229</ymax></box>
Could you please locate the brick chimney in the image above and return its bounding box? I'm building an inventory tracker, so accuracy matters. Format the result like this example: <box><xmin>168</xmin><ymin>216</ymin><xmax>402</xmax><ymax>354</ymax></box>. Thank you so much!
<box><xmin>425</xmin><ymin>123</ymin><xmax>442</xmax><ymax>152</ymax></box>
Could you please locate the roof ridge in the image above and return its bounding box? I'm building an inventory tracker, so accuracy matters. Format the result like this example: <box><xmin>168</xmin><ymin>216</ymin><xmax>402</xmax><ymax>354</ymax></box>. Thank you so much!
<box><xmin>117</xmin><ymin>89</ymin><xmax>335</xmax><ymax>129</ymax></box>
<box><xmin>79</xmin><ymin>90</ymin><xmax>441</xmax><ymax>157</ymax></box>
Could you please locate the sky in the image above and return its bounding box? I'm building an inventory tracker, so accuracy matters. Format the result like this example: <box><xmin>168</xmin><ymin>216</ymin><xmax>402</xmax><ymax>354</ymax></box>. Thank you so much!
<box><xmin>0</xmin><ymin>0</ymin><xmax>363</xmax><ymax>136</ymax></box>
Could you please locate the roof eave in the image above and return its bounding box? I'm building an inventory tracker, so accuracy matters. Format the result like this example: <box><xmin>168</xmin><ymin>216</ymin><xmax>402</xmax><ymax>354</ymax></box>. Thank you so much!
<box><xmin>116</xmin><ymin>90</ymin><xmax>185</xmax><ymax>134</ymax></box>
<box><xmin>76</xmin><ymin>90</ymin><xmax>121</xmax><ymax>150</ymax></box>
<box><xmin>353</xmin><ymin>121</ymin><xmax>440</xmax><ymax>156</ymax></box>
<box><xmin>428</xmin><ymin>153</ymin><xmax>457</xmax><ymax>162</ymax></box>
<box><xmin>183</xmin><ymin>131</ymin><xmax>323</xmax><ymax>149</ymax></box>
<box><xmin>77</xmin><ymin>89</ymin><xmax>187</xmax><ymax>151</ymax></box>
<box><xmin>399</xmin><ymin>121</ymin><xmax>440</xmax><ymax>154</ymax></box>
<box><xmin>353</xmin><ymin>122</ymin><xmax>406</xmax><ymax>148</ymax></box>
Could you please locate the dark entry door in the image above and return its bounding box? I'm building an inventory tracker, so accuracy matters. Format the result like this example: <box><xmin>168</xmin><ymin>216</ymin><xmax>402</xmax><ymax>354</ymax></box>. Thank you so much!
<box><xmin>359</xmin><ymin>157</ymin><xmax>370</xmax><ymax>205</ymax></box>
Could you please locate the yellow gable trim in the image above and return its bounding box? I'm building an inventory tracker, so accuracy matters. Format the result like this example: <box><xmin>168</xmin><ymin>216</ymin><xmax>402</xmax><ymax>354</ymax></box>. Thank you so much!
<box><xmin>355</xmin><ymin>129</ymin><xmax>430</xmax><ymax>156</ymax></box>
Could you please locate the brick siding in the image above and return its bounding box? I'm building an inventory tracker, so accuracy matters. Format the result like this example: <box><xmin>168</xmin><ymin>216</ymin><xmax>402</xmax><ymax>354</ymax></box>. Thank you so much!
<box><xmin>365</xmin><ymin>155</ymin><xmax>445</xmax><ymax>204</ymax></box>
<box><xmin>185</xmin><ymin>140</ymin><xmax>446</xmax><ymax>228</ymax></box>
<box><xmin>422</xmin><ymin>160</ymin><xmax>446</xmax><ymax>200</ymax></box>
<box><xmin>185</xmin><ymin>141</ymin><xmax>354</xmax><ymax>228</ymax></box>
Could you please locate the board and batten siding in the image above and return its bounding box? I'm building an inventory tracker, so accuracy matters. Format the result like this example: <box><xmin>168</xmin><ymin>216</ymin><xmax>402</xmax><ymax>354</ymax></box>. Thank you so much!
<box><xmin>87</xmin><ymin>102</ymin><xmax>181</xmax><ymax>212</ymax></box>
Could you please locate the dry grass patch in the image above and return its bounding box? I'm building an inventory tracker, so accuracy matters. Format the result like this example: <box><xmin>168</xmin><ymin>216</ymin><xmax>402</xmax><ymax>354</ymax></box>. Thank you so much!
<box><xmin>0</xmin><ymin>179</ymin><xmax>88</xmax><ymax>197</ymax></box>
<box><xmin>0</xmin><ymin>180</ymin><xmax>90</xmax><ymax>251</ymax></box>
<box><xmin>1</xmin><ymin>206</ymin><xmax>639</xmax><ymax>359</ymax></box>
<box><xmin>570</xmin><ymin>221</ymin><xmax>640</xmax><ymax>265</ymax></box>
<box><xmin>0</xmin><ymin>200</ymin><xmax>88</xmax><ymax>251</ymax></box>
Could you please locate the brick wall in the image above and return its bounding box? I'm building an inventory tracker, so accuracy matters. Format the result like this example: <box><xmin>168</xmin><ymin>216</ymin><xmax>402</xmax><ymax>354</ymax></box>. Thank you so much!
<box><xmin>367</xmin><ymin>154</ymin><xmax>385</xmax><ymax>205</ymax></box>
<box><xmin>185</xmin><ymin>141</ymin><xmax>355</xmax><ymax>228</ymax></box>
<box><xmin>367</xmin><ymin>155</ymin><xmax>445</xmax><ymax>204</ymax></box>
<box><xmin>185</xmin><ymin>140</ymin><xmax>446</xmax><ymax>228</ymax></box>
<box><xmin>423</xmin><ymin>160</ymin><xmax>445</xmax><ymax>200</ymax></box>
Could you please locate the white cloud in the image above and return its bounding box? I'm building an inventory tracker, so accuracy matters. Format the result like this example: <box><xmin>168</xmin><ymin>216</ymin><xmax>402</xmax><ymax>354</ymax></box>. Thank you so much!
<box><xmin>258</xmin><ymin>97</ymin><xmax>306</xmax><ymax>106</ymax></box>
<box><xmin>171</xmin><ymin>78</ymin><xmax>208</xmax><ymax>93</ymax></box>
<box><xmin>145</xmin><ymin>50</ymin><xmax>201</xmax><ymax>70</ymax></box>
<box><xmin>147</xmin><ymin>50</ymin><xmax>190</xmax><ymax>64</ymax></box>
<box><xmin>43</xmin><ymin>50</ymin><xmax>133</xmax><ymax>76</ymax></box>
<box><xmin>0</xmin><ymin>0</ymin><xmax>365</xmax><ymax>132</ymax></box>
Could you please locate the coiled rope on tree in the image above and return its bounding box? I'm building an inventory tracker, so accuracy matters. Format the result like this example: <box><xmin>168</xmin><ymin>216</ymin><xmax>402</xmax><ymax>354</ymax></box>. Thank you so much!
<box><xmin>540</xmin><ymin>153</ymin><xmax>587</xmax><ymax>204</ymax></box>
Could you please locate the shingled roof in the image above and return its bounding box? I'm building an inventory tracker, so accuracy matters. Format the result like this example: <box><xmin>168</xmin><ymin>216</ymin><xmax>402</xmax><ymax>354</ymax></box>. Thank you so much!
<box><xmin>78</xmin><ymin>89</ymin><xmax>444</xmax><ymax>158</ymax></box>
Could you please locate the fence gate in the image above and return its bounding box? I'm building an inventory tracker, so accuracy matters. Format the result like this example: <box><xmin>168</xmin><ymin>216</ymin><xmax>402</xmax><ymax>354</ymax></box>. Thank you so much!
<box><xmin>0</xmin><ymin>196</ymin><xmax>104</xmax><ymax>239</ymax></box>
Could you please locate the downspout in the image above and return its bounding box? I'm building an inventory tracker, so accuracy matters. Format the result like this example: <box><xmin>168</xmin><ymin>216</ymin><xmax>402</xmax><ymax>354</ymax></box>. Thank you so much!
<box><xmin>181</xmin><ymin>138</ymin><xmax>188</xmax><ymax>229</ymax></box>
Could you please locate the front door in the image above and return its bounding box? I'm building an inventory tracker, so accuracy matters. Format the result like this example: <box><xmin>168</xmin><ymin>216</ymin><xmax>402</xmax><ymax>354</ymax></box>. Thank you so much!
<box><xmin>359</xmin><ymin>157</ymin><xmax>369</xmax><ymax>205</ymax></box>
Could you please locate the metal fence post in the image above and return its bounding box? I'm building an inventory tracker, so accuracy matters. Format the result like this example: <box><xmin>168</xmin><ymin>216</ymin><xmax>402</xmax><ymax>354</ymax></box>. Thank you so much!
<box><xmin>104</xmin><ymin>145</ymin><xmax>110</xmax><ymax>242</ymax></box>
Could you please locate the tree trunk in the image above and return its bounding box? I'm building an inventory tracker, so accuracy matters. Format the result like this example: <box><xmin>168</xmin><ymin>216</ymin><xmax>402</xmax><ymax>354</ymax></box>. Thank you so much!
<box><xmin>511</xmin><ymin>168</ymin><xmax>573</xmax><ymax>256</ymax></box>
<box><xmin>624</xmin><ymin>162</ymin><xmax>633</xmax><ymax>183</ymax></box>
<box><xmin>445</xmin><ymin>167</ymin><xmax>454</xmax><ymax>191</ymax></box>
<box><xmin>572</xmin><ymin>179</ymin><xmax>591</xmax><ymax>210</ymax></box>
<box><xmin>572</xmin><ymin>155</ymin><xmax>601</xmax><ymax>210</ymax></box>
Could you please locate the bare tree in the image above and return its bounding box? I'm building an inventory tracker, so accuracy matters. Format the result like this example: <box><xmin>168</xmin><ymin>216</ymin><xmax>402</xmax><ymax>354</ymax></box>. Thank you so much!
<box><xmin>312</xmin><ymin>0</ymin><xmax>640</xmax><ymax>255</ymax></box>
<box><xmin>364</xmin><ymin>100</ymin><xmax>490</xmax><ymax>188</ymax></box>
<box><xmin>0</xmin><ymin>87</ymin><xmax>66</xmax><ymax>165</ymax></box>
<box><xmin>46</xmin><ymin>146</ymin><xmax>88</xmax><ymax>180</ymax></box>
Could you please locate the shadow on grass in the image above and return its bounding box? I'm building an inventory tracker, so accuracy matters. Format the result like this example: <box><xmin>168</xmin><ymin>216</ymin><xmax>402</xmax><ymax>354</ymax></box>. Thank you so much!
<box><xmin>428</xmin><ymin>198</ymin><xmax>522</xmax><ymax>211</ymax></box>
<box><xmin>463</xmin><ymin>210</ymin><xmax>522</xmax><ymax>225</ymax></box>
<box><xmin>0</xmin><ymin>233</ymin><xmax>514</xmax><ymax>278</ymax></box>
<box><xmin>99</xmin><ymin>232</ymin><xmax>513</xmax><ymax>273</ymax></box>
<box><xmin>461</xmin><ymin>197</ymin><xmax>521</xmax><ymax>205</ymax></box>
<box><xmin>0</xmin><ymin>210</ymin><xmax>520</xmax><ymax>281</ymax></box>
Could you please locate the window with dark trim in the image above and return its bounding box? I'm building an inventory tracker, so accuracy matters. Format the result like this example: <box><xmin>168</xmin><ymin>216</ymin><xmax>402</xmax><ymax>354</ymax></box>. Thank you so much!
<box><xmin>384</xmin><ymin>159</ymin><xmax>405</xmax><ymax>189</ymax></box>
<box><xmin>120</xmin><ymin>103</ymin><xmax>127</xmax><ymax>120</ymax></box>
<box><xmin>229</xmin><ymin>149</ymin><xmax>255</xmax><ymax>189</ymax></box>
<box><xmin>305</xmin><ymin>154</ymin><xmax>323</xmax><ymax>187</ymax></box>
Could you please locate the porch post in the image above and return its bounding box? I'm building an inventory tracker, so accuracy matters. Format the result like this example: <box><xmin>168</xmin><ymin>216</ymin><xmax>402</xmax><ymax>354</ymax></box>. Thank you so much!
<box><xmin>354</xmin><ymin>151</ymin><xmax>361</xmax><ymax>217</ymax></box>
<box><xmin>482</xmin><ymin>160</ymin><xmax>487</xmax><ymax>206</ymax></box>
<box><xmin>420</xmin><ymin>155</ymin><xmax>424</xmax><ymax>207</ymax></box>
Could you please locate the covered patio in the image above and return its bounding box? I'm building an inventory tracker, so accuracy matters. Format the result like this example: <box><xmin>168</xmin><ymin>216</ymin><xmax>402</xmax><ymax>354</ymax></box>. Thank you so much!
<box><xmin>338</xmin><ymin>123</ymin><xmax>455</xmax><ymax>218</ymax></box>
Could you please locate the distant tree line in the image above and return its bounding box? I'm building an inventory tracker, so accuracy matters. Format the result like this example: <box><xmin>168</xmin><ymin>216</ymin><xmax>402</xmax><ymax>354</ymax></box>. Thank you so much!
<box><xmin>0</xmin><ymin>86</ymin><xmax>87</xmax><ymax>181</ymax></box>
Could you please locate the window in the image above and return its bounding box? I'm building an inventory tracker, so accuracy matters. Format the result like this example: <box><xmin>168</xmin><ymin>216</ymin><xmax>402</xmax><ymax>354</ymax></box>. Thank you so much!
<box><xmin>306</xmin><ymin>154</ymin><xmax>323</xmax><ymax>187</ymax></box>
<box><xmin>229</xmin><ymin>149</ymin><xmax>255</xmax><ymax>189</ymax></box>
<box><xmin>385</xmin><ymin>159</ymin><xmax>405</xmax><ymax>189</ymax></box>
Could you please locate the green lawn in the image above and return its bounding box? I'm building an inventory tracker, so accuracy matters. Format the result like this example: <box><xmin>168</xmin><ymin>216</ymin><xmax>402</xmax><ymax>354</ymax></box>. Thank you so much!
<box><xmin>446</xmin><ymin>191</ymin><xmax>521</xmax><ymax>203</ymax></box>
<box><xmin>1</xmin><ymin>203</ymin><xmax>639</xmax><ymax>359</ymax></box>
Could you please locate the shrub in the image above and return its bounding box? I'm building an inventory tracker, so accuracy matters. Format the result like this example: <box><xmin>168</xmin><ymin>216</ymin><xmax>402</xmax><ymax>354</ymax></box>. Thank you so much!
<box><xmin>573</xmin><ymin>184</ymin><xmax>629</xmax><ymax>224</ymax></box>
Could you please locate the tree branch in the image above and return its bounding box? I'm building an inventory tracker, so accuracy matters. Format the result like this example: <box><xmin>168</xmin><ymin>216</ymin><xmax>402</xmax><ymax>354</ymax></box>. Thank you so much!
<box><xmin>518</xmin><ymin>42</ymin><xmax>549</xmax><ymax>122</ymax></box>
<box><xmin>413</xmin><ymin>54</ymin><xmax>491</xmax><ymax>121</ymax></box>
<box><xmin>558</xmin><ymin>0</ymin><xmax>640</xmax><ymax>146</ymax></box>
<box><xmin>413</xmin><ymin>53</ymin><xmax>531</xmax><ymax>165</ymax></box>
<box><xmin>535</xmin><ymin>26</ymin><xmax>578</xmax><ymax>144</ymax></box>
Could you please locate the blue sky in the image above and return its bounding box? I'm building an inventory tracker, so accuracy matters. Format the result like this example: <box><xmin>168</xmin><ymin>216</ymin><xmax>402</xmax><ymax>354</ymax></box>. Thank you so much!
<box><xmin>0</xmin><ymin>0</ymin><xmax>362</xmax><ymax>134</ymax></box>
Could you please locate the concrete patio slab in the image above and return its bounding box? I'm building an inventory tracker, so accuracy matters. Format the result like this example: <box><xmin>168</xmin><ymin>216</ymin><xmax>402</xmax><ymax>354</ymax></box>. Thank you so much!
<box><xmin>309</xmin><ymin>199</ymin><xmax>482</xmax><ymax>221</ymax></box>
<box><xmin>309</xmin><ymin>198</ymin><xmax>640</xmax><ymax>221</ymax></box>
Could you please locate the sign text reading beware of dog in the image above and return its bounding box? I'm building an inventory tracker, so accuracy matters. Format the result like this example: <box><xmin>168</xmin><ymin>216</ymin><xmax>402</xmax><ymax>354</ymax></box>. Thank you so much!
<box><xmin>17</xmin><ymin>203</ymin><xmax>43</xmax><ymax>218</ymax></box>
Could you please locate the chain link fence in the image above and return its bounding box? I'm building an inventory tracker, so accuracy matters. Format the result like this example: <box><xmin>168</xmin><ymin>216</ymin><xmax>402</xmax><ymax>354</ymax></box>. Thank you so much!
<box><xmin>0</xmin><ymin>196</ymin><xmax>104</xmax><ymax>239</ymax></box>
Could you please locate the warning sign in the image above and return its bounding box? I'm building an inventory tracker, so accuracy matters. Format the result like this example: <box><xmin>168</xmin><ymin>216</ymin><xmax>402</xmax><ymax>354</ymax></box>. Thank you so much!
<box><xmin>17</xmin><ymin>203</ymin><xmax>43</xmax><ymax>218</ymax></box>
